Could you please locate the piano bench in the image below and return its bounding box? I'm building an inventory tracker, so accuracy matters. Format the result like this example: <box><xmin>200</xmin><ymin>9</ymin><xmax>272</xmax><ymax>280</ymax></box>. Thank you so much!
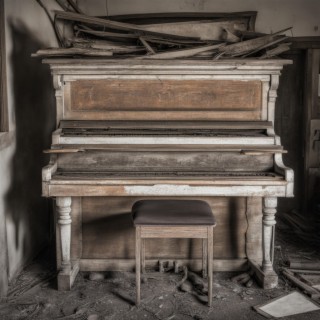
<box><xmin>132</xmin><ymin>199</ymin><xmax>216</xmax><ymax>307</ymax></box>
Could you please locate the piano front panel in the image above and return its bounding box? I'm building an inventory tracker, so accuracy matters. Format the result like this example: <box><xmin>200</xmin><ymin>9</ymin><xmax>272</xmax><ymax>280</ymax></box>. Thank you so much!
<box><xmin>64</xmin><ymin>78</ymin><xmax>263</xmax><ymax>121</ymax></box>
<box><xmin>56</xmin><ymin>151</ymin><xmax>274</xmax><ymax>173</ymax></box>
<box><xmin>79</xmin><ymin>196</ymin><xmax>262</xmax><ymax>263</ymax></box>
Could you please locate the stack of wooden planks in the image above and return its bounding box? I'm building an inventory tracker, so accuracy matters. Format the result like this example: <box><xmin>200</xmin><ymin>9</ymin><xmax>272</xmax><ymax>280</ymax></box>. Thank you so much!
<box><xmin>33</xmin><ymin>0</ymin><xmax>292</xmax><ymax>60</ymax></box>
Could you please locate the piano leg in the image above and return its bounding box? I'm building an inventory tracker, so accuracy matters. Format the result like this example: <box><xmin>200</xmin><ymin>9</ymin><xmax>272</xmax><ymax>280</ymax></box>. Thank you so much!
<box><xmin>249</xmin><ymin>197</ymin><xmax>278</xmax><ymax>289</ymax></box>
<box><xmin>56</xmin><ymin>196</ymin><xmax>79</xmax><ymax>290</ymax></box>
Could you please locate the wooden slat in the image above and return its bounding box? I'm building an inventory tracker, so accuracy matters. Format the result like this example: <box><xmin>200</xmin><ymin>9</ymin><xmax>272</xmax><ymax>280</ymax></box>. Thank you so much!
<box><xmin>56</xmin><ymin>151</ymin><xmax>274</xmax><ymax>172</ymax></box>
<box><xmin>107</xmin><ymin>11</ymin><xmax>256</xmax><ymax>29</ymax></box>
<box><xmin>33</xmin><ymin>47</ymin><xmax>113</xmax><ymax>58</ymax></box>
<box><xmin>139</xmin><ymin>19</ymin><xmax>248</xmax><ymax>41</ymax></box>
<box><xmin>59</xmin><ymin>120</ymin><xmax>273</xmax><ymax>130</ymax></box>
<box><xmin>54</xmin><ymin>10</ymin><xmax>201</xmax><ymax>41</ymax></box>
<box><xmin>51</xmin><ymin>144</ymin><xmax>283</xmax><ymax>153</ymax></box>
<box><xmin>140</xmin><ymin>226</ymin><xmax>208</xmax><ymax>238</ymax></box>
<box><xmin>136</xmin><ymin>44</ymin><xmax>224</xmax><ymax>60</ymax></box>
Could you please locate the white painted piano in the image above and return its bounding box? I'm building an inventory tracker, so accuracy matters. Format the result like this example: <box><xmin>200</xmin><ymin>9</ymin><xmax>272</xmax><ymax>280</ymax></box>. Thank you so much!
<box><xmin>42</xmin><ymin>59</ymin><xmax>293</xmax><ymax>290</ymax></box>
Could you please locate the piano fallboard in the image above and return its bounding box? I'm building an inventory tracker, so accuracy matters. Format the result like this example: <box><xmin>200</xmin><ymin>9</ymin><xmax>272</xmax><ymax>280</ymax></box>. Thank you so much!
<box><xmin>43</xmin><ymin>120</ymin><xmax>293</xmax><ymax>198</ymax></box>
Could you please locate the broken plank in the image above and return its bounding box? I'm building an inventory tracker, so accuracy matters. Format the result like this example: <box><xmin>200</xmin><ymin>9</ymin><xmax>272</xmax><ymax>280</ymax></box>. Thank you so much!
<box><xmin>54</xmin><ymin>10</ymin><xmax>201</xmax><ymax>41</ymax></box>
<box><xmin>55</xmin><ymin>0</ymin><xmax>72</xmax><ymax>12</ymax></box>
<box><xmin>139</xmin><ymin>37</ymin><xmax>156</xmax><ymax>54</ymax></box>
<box><xmin>139</xmin><ymin>19</ymin><xmax>249</xmax><ymax>41</ymax></box>
<box><xmin>136</xmin><ymin>43</ymin><xmax>224</xmax><ymax>60</ymax></box>
<box><xmin>222</xmin><ymin>28</ymin><xmax>241</xmax><ymax>43</ymax></box>
<box><xmin>70</xmin><ymin>38</ymin><xmax>145</xmax><ymax>53</ymax></box>
<box><xmin>288</xmin><ymin>269</ymin><xmax>320</xmax><ymax>275</ymax></box>
<box><xmin>289</xmin><ymin>261</ymin><xmax>320</xmax><ymax>270</ymax></box>
<box><xmin>43</xmin><ymin>148</ymin><xmax>84</xmax><ymax>154</ymax></box>
<box><xmin>32</xmin><ymin>47</ymin><xmax>113</xmax><ymax>57</ymax></box>
<box><xmin>259</xmin><ymin>43</ymin><xmax>291</xmax><ymax>59</ymax></box>
<box><xmin>106</xmin><ymin>11</ymin><xmax>257</xmax><ymax>30</ymax></box>
<box><xmin>219</xmin><ymin>27</ymin><xmax>292</xmax><ymax>56</ymax></box>
<box><xmin>66</xmin><ymin>0</ymin><xmax>83</xmax><ymax>14</ymax></box>
<box><xmin>75</xmin><ymin>27</ymin><xmax>140</xmax><ymax>40</ymax></box>
<box><xmin>241</xmin><ymin>36</ymin><xmax>289</xmax><ymax>58</ymax></box>
<box><xmin>282</xmin><ymin>269</ymin><xmax>320</xmax><ymax>299</ymax></box>
<box><xmin>142</xmin><ymin>36</ymin><xmax>206</xmax><ymax>45</ymax></box>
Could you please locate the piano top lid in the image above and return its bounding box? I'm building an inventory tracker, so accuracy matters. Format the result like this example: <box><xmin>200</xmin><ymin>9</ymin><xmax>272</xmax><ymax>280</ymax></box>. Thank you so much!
<box><xmin>42</xmin><ymin>58</ymin><xmax>293</xmax><ymax>73</ymax></box>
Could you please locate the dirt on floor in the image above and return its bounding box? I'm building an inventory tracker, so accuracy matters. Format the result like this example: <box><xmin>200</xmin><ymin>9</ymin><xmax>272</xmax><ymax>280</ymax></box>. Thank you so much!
<box><xmin>1</xmin><ymin>221</ymin><xmax>320</xmax><ymax>320</ymax></box>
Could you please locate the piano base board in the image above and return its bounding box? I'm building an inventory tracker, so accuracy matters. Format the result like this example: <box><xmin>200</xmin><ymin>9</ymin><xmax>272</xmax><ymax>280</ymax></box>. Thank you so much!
<box><xmin>55</xmin><ymin>258</ymin><xmax>278</xmax><ymax>291</ymax></box>
<box><xmin>57</xmin><ymin>262</ymin><xmax>80</xmax><ymax>291</ymax></box>
<box><xmin>79</xmin><ymin>258</ymin><xmax>250</xmax><ymax>273</ymax></box>
<box><xmin>55</xmin><ymin>258</ymin><xmax>279</xmax><ymax>291</ymax></box>
<box><xmin>249</xmin><ymin>259</ymin><xmax>278</xmax><ymax>289</ymax></box>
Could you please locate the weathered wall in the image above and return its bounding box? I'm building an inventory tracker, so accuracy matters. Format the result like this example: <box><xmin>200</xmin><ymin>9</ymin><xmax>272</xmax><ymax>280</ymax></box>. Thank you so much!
<box><xmin>0</xmin><ymin>0</ymin><xmax>57</xmax><ymax>296</ymax></box>
<box><xmin>78</xmin><ymin>0</ymin><xmax>320</xmax><ymax>36</ymax></box>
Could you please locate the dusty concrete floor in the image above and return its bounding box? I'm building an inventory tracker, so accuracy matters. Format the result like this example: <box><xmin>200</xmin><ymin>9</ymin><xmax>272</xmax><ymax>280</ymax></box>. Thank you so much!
<box><xmin>1</xmin><ymin>222</ymin><xmax>320</xmax><ymax>320</ymax></box>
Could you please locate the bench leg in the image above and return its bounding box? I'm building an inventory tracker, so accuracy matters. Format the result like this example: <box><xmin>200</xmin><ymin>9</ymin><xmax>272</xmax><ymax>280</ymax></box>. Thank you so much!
<box><xmin>141</xmin><ymin>239</ymin><xmax>146</xmax><ymax>274</ymax></box>
<box><xmin>202</xmin><ymin>238</ymin><xmax>208</xmax><ymax>279</ymax></box>
<box><xmin>207</xmin><ymin>226</ymin><xmax>213</xmax><ymax>307</ymax></box>
<box><xmin>136</xmin><ymin>226</ymin><xmax>141</xmax><ymax>306</ymax></box>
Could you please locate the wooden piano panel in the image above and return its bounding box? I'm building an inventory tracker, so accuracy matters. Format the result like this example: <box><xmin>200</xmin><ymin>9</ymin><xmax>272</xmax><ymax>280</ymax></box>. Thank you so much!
<box><xmin>57</xmin><ymin>151</ymin><xmax>274</xmax><ymax>173</ymax></box>
<box><xmin>65</xmin><ymin>79</ymin><xmax>262</xmax><ymax>121</ymax></box>
<box><xmin>80</xmin><ymin>196</ymin><xmax>262</xmax><ymax>263</ymax></box>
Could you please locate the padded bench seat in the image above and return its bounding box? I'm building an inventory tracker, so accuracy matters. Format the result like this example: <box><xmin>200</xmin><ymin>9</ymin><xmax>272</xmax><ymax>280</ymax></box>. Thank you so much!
<box><xmin>132</xmin><ymin>199</ymin><xmax>216</xmax><ymax>307</ymax></box>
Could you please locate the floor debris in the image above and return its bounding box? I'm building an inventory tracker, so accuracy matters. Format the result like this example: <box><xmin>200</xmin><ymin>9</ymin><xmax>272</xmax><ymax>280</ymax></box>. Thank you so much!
<box><xmin>1</xmin><ymin>226</ymin><xmax>320</xmax><ymax>319</ymax></box>
<box><xmin>254</xmin><ymin>291</ymin><xmax>320</xmax><ymax>318</ymax></box>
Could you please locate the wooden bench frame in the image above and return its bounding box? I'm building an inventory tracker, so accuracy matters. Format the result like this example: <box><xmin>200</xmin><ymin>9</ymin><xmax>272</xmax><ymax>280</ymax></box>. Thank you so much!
<box><xmin>135</xmin><ymin>225</ymin><xmax>215</xmax><ymax>307</ymax></box>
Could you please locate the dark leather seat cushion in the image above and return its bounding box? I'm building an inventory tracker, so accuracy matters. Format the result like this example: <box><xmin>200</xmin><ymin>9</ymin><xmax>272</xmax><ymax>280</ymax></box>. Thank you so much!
<box><xmin>132</xmin><ymin>200</ymin><xmax>216</xmax><ymax>226</ymax></box>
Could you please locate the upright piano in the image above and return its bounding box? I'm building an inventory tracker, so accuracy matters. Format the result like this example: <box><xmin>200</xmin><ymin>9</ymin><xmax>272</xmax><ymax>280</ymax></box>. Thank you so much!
<box><xmin>42</xmin><ymin>59</ymin><xmax>293</xmax><ymax>290</ymax></box>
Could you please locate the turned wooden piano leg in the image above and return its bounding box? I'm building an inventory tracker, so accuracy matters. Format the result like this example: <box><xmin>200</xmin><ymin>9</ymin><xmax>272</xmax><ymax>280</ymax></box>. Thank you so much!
<box><xmin>249</xmin><ymin>197</ymin><xmax>278</xmax><ymax>289</ymax></box>
<box><xmin>56</xmin><ymin>197</ymin><xmax>79</xmax><ymax>291</ymax></box>
<box><xmin>262</xmin><ymin>197</ymin><xmax>277</xmax><ymax>273</ymax></box>
<box><xmin>135</xmin><ymin>226</ymin><xmax>141</xmax><ymax>306</ymax></box>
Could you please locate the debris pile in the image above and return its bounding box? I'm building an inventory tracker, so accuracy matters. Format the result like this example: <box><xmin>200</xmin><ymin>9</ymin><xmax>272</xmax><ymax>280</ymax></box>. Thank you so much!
<box><xmin>33</xmin><ymin>0</ymin><xmax>292</xmax><ymax>59</ymax></box>
<box><xmin>282</xmin><ymin>259</ymin><xmax>320</xmax><ymax>300</ymax></box>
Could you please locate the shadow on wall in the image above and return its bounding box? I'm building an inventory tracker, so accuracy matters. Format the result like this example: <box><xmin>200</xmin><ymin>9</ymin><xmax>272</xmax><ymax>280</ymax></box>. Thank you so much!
<box><xmin>5</xmin><ymin>19</ymin><xmax>56</xmax><ymax>270</ymax></box>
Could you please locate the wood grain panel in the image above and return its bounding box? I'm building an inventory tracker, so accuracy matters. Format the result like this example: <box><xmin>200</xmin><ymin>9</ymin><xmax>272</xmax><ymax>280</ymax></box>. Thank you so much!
<box><xmin>57</xmin><ymin>151</ymin><xmax>274</xmax><ymax>172</ymax></box>
<box><xmin>70</xmin><ymin>79</ymin><xmax>262</xmax><ymax>112</ymax></box>
<box><xmin>81</xmin><ymin>196</ymin><xmax>262</xmax><ymax>262</ymax></box>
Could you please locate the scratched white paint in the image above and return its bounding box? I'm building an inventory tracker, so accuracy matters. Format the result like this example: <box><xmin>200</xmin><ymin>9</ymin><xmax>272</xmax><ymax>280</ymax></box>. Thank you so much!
<box><xmin>59</xmin><ymin>136</ymin><xmax>275</xmax><ymax>145</ymax></box>
<box><xmin>123</xmin><ymin>184</ymin><xmax>287</xmax><ymax>197</ymax></box>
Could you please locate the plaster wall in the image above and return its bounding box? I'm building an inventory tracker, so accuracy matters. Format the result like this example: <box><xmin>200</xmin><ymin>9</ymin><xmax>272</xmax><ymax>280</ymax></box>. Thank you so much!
<box><xmin>0</xmin><ymin>0</ymin><xmax>57</xmax><ymax>296</ymax></box>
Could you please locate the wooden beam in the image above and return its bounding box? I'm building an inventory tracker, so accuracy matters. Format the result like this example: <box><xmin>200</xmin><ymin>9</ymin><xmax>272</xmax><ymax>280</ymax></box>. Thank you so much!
<box><xmin>54</xmin><ymin>10</ymin><xmax>201</xmax><ymax>41</ymax></box>
<box><xmin>137</xmin><ymin>43</ymin><xmax>224</xmax><ymax>59</ymax></box>
<box><xmin>32</xmin><ymin>47</ymin><xmax>113</xmax><ymax>57</ymax></box>
<box><xmin>0</xmin><ymin>0</ymin><xmax>8</xmax><ymax>132</ymax></box>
